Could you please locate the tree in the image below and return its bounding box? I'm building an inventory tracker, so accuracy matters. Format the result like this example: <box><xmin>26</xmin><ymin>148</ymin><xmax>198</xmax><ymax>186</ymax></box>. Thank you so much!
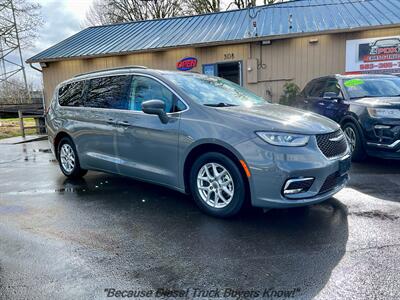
<box><xmin>228</xmin><ymin>0</ymin><xmax>279</xmax><ymax>9</ymax></box>
<box><xmin>0</xmin><ymin>0</ymin><xmax>43</xmax><ymax>47</ymax></box>
<box><xmin>84</xmin><ymin>0</ymin><xmax>284</xmax><ymax>26</ymax></box>
<box><xmin>230</xmin><ymin>0</ymin><xmax>255</xmax><ymax>10</ymax></box>
<box><xmin>0</xmin><ymin>78</ymin><xmax>33</xmax><ymax>104</ymax></box>
<box><xmin>85</xmin><ymin>0</ymin><xmax>185</xmax><ymax>26</ymax></box>
<box><xmin>186</xmin><ymin>0</ymin><xmax>220</xmax><ymax>14</ymax></box>
<box><xmin>279</xmin><ymin>82</ymin><xmax>300</xmax><ymax>106</ymax></box>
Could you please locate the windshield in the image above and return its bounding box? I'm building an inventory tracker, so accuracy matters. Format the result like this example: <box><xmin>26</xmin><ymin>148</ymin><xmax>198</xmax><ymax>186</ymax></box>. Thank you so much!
<box><xmin>164</xmin><ymin>72</ymin><xmax>266</xmax><ymax>107</ymax></box>
<box><xmin>343</xmin><ymin>77</ymin><xmax>400</xmax><ymax>99</ymax></box>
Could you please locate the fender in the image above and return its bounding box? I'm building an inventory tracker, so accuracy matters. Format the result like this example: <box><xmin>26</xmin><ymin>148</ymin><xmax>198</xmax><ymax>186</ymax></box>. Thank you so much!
<box><xmin>180</xmin><ymin>138</ymin><xmax>251</xmax><ymax>193</ymax></box>
<box><xmin>340</xmin><ymin>114</ymin><xmax>366</xmax><ymax>146</ymax></box>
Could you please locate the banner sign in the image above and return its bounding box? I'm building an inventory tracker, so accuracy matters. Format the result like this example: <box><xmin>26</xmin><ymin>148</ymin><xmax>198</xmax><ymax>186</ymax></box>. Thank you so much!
<box><xmin>176</xmin><ymin>57</ymin><xmax>198</xmax><ymax>71</ymax></box>
<box><xmin>345</xmin><ymin>36</ymin><xmax>400</xmax><ymax>74</ymax></box>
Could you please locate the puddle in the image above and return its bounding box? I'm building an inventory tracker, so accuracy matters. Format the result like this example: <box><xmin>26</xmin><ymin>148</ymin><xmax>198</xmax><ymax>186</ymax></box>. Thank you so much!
<box><xmin>0</xmin><ymin>205</ymin><xmax>27</xmax><ymax>214</ymax></box>
<box><xmin>349</xmin><ymin>210</ymin><xmax>399</xmax><ymax>221</ymax></box>
<box><xmin>3</xmin><ymin>180</ymin><xmax>112</xmax><ymax>196</ymax></box>
<box><xmin>4</xmin><ymin>187</ymin><xmax>87</xmax><ymax>196</ymax></box>
<box><xmin>33</xmin><ymin>148</ymin><xmax>52</xmax><ymax>153</ymax></box>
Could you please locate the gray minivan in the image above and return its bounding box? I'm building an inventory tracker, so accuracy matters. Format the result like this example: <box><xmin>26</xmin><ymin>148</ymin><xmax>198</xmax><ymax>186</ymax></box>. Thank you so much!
<box><xmin>46</xmin><ymin>67</ymin><xmax>351</xmax><ymax>217</ymax></box>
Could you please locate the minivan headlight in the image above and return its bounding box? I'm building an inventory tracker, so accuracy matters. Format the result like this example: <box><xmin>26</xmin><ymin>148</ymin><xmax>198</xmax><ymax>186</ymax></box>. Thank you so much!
<box><xmin>367</xmin><ymin>107</ymin><xmax>400</xmax><ymax>119</ymax></box>
<box><xmin>256</xmin><ymin>132</ymin><xmax>310</xmax><ymax>147</ymax></box>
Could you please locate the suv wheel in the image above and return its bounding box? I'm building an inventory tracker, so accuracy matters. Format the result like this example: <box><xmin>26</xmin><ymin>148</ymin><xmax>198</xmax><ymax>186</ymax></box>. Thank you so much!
<box><xmin>58</xmin><ymin>137</ymin><xmax>88</xmax><ymax>178</ymax></box>
<box><xmin>343</xmin><ymin>123</ymin><xmax>366</xmax><ymax>161</ymax></box>
<box><xmin>190</xmin><ymin>152</ymin><xmax>246</xmax><ymax>217</ymax></box>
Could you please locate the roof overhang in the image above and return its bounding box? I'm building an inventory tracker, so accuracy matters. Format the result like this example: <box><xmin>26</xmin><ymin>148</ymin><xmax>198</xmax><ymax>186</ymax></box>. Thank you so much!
<box><xmin>26</xmin><ymin>25</ymin><xmax>400</xmax><ymax>64</ymax></box>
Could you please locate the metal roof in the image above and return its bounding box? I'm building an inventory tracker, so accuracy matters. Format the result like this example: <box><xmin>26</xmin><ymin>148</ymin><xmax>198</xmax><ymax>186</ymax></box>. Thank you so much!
<box><xmin>27</xmin><ymin>0</ymin><xmax>400</xmax><ymax>63</ymax></box>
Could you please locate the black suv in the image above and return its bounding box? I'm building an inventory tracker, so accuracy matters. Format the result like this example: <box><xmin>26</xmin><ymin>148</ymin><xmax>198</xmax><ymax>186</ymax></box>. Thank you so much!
<box><xmin>295</xmin><ymin>74</ymin><xmax>400</xmax><ymax>161</ymax></box>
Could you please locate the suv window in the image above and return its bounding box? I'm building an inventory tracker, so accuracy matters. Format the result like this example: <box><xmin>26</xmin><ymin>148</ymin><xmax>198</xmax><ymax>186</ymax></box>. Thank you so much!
<box><xmin>58</xmin><ymin>81</ymin><xmax>84</xmax><ymax>107</ymax></box>
<box><xmin>85</xmin><ymin>75</ymin><xmax>131</xmax><ymax>109</ymax></box>
<box><xmin>323</xmin><ymin>79</ymin><xmax>342</xmax><ymax>98</ymax></box>
<box><xmin>309</xmin><ymin>79</ymin><xmax>327</xmax><ymax>97</ymax></box>
<box><xmin>129</xmin><ymin>76</ymin><xmax>179</xmax><ymax>113</ymax></box>
<box><xmin>302</xmin><ymin>81</ymin><xmax>314</xmax><ymax>97</ymax></box>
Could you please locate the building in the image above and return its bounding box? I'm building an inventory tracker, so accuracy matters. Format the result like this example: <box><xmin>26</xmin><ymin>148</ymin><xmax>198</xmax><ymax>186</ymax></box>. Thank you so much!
<box><xmin>27</xmin><ymin>0</ymin><xmax>400</xmax><ymax>107</ymax></box>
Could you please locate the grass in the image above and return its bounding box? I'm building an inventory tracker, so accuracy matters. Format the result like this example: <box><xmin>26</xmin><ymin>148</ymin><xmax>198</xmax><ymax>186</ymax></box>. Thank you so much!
<box><xmin>0</xmin><ymin>118</ymin><xmax>37</xmax><ymax>140</ymax></box>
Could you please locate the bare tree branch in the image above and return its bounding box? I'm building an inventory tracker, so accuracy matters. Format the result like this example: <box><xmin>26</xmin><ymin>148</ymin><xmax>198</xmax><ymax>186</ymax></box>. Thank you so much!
<box><xmin>0</xmin><ymin>0</ymin><xmax>43</xmax><ymax>48</ymax></box>
<box><xmin>84</xmin><ymin>0</ymin><xmax>185</xmax><ymax>26</ymax></box>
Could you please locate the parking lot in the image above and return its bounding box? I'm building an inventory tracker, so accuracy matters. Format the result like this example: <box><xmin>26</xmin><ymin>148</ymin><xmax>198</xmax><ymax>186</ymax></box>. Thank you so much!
<box><xmin>0</xmin><ymin>139</ymin><xmax>399</xmax><ymax>300</ymax></box>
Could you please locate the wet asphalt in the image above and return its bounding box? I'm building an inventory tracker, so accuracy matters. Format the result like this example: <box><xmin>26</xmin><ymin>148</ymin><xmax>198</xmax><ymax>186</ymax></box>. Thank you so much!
<box><xmin>0</xmin><ymin>140</ymin><xmax>399</xmax><ymax>300</ymax></box>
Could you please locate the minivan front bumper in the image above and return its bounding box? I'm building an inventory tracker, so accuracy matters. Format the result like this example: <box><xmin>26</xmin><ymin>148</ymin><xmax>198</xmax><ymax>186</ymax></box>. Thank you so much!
<box><xmin>235</xmin><ymin>136</ymin><xmax>350</xmax><ymax>209</ymax></box>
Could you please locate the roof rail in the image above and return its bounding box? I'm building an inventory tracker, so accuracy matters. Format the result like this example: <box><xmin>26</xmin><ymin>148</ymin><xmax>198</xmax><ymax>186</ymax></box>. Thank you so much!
<box><xmin>74</xmin><ymin>65</ymin><xmax>148</xmax><ymax>77</ymax></box>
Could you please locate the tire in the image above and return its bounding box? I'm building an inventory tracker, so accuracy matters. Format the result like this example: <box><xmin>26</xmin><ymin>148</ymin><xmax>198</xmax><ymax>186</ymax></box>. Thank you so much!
<box><xmin>57</xmin><ymin>137</ymin><xmax>88</xmax><ymax>178</ymax></box>
<box><xmin>343</xmin><ymin>122</ymin><xmax>366</xmax><ymax>162</ymax></box>
<box><xmin>189</xmin><ymin>152</ymin><xmax>246</xmax><ymax>218</ymax></box>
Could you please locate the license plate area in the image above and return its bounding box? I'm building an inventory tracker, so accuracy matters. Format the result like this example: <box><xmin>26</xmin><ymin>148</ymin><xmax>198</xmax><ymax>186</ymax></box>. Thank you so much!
<box><xmin>339</xmin><ymin>155</ymin><xmax>351</xmax><ymax>176</ymax></box>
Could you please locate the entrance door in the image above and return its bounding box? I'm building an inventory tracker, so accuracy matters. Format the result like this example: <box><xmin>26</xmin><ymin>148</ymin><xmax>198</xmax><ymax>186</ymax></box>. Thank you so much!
<box><xmin>217</xmin><ymin>62</ymin><xmax>241</xmax><ymax>85</ymax></box>
<box><xmin>202</xmin><ymin>61</ymin><xmax>242</xmax><ymax>85</ymax></box>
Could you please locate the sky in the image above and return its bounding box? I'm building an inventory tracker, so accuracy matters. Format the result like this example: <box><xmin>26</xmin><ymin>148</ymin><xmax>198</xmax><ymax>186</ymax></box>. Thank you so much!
<box><xmin>24</xmin><ymin>0</ymin><xmax>94</xmax><ymax>87</ymax></box>
<box><xmin>21</xmin><ymin>0</ymin><xmax>286</xmax><ymax>88</ymax></box>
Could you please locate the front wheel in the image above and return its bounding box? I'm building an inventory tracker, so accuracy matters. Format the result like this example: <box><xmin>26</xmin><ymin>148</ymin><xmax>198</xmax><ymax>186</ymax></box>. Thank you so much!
<box><xmin>58</xmin><ymin>137</ymin><xmax>88</xmax><ymax>178</ymax></box>
<box><xmin>189</xmin><ymin>152</ymin><xmax>246</xmax><ymax>218</ymax></box>
<box><xmin>343</xmin><ymin>122</ymin><xmax>366</xmax><ymax>161</ymax></box>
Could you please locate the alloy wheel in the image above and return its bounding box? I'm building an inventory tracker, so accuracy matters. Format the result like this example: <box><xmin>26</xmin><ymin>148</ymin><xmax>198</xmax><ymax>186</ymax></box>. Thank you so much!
<box><xmin>60</xmin><ymin>144</ymin><xmax>75</xmax><ymax>174</ymax></box>
<box><xmin>344</xmin><ymin>127</ymin><xmax>356</xmax><ymax>153</ymax></box>
<box><xmin>197</xmin><ymin>162</ymin><xmax>234</xmax><ymax>208</ymax></box>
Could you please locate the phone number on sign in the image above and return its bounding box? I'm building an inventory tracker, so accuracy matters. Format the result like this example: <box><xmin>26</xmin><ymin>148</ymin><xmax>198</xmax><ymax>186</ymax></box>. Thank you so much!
<box><xmin>360</xmin><ymin>61</ymin><xmax>400</xmax><ymax>70</ymax></box>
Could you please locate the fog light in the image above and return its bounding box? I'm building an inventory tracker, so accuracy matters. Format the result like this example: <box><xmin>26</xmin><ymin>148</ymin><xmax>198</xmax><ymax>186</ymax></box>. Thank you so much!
<box><xmin>283</xmin><ymin>177</ymin><xmax>314</xmax><ymax>196</ymax></box>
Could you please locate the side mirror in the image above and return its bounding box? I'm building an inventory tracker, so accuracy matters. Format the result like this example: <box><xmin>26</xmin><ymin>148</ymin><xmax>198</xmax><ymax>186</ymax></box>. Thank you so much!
<box><xmin>142</xmin><ymin>100</ymin><xmax>169</xmax><ymax>124</ymax></box>
<box><xmin>323</xmin><ymin>92</ymin><xmax>341</xmax><ymax>101</ymax></box>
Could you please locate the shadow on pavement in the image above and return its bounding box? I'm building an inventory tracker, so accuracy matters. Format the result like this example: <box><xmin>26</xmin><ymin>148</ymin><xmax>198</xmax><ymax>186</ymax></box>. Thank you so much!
<box><xmin>55</xmin><ymin>174</ymin><xmax>349</xmax><ymax>298</ymax></box>
<box><xmin>349</xmin><ymin>156</ymin><xmax>400</xmax><ymax>203</ymax></box>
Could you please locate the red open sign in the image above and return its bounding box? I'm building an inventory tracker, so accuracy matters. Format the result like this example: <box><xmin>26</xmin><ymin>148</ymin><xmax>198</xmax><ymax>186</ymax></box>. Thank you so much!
<box><xmin>176</xmin><ymin>57</ymin><xmax>198</xmax><ymax>71</ymax></box>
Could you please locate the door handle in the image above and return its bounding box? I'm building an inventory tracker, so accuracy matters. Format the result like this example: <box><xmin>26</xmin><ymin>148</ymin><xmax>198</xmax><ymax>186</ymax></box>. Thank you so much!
<box><xmin>106</xmin><ymin>118</ymin><xmax>116</xmax><ymax>125</ymax></box>
<box><xmin>116</xmin><ymin>121</ymin><xmax>131</xmax><ymax>127</ymax></box>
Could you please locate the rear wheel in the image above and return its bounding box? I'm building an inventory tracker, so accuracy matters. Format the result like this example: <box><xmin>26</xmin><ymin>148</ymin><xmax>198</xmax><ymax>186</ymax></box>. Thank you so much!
<box><xmin>189</xmin><ymin>152</ymin><xmax>246</xmax><ymax>218</ymax></box>
<box><xmin>58</xmin><ymin>137</ymin><xmax>87</xmax><ymax>178</ymax></box>
<box><xmin>343</xmin><ymin>122</ymin><xmax>366</xmax><ymax>161</ymax></box>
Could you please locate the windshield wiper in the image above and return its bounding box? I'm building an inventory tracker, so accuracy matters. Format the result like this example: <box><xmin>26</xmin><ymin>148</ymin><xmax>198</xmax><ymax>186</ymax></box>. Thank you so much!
<box><xmin>203</xmin><ymin>103</ymin><xmax>239</xmax><ymax>107</ymax></box>
<box><xmin>351</xmin><ymin>95</ymin><xmax>400</xmax><ymax>99</ymax></box>
<box><xmin>350</xmin><ymin>95</ymin><xmax>378</xmax><ymax>99</ymax></box>
<box><xmin>386</xmin><ymin>94</ymin><xmax>400</xmax><ymax>97</ymax></box>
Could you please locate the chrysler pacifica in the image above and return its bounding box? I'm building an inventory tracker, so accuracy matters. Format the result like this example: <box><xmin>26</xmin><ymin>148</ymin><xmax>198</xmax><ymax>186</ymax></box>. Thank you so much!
<box><xmin>46</xmin><ymin>67</ymin><xmax>351</xmax><ymax>217</ymax></box>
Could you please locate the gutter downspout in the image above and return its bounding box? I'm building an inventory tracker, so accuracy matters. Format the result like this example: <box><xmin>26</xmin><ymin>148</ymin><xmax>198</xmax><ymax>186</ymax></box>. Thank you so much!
<box><xmin>29</xmin><ymin>63</ymin><xmax>42</xmax><ymax>73</ymax></box>
<box><xmin>29</xmin><ymin>63</ymin><xmax>46</xmax><ymax>109</ymax></box>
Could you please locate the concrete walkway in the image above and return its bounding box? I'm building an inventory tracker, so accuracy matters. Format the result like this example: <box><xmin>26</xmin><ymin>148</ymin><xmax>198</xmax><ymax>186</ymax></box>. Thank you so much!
<box><xmin>0</xmin><ymin>135</ymin><xmax>47</xmax><ymax>145</ymax></box>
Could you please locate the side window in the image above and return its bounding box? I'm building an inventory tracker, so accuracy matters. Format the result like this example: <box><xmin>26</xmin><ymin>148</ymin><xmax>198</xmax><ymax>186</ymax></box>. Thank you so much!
<box><xmin>58</xmin><ymin>81</ymin><xmax>84</xmax><ymax>107</ymax></box>
<box><xmin>302</xmin><ymin>81</ymin><xmax>314</xmax><ymax>97</ymax></box>
<box><xmin>324</xmin><ymin>79</ymin><xmax>342</xmax><ymax>98</ymax></box>
<box><xmin>85</xmin><ymin>75</ymin><xmax>131</xmax><ymax>109</ymax></box>
<box><xmin>129</xmin><ymin>76</ymin><xmax>177</xmax><ymax>113</ymax></box>
<box><xmin>173</xmin><ymin>100</ymin><xmax>187</xmax><ymax>112</ymax></box>
<box><xmin>309</xmin><ymin>79</ymin><xmax>327</xmax><ymax>98</ymax></box>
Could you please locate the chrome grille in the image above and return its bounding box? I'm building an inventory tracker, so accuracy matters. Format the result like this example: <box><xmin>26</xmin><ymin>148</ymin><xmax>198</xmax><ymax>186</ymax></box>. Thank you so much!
<box><xmin>316</xmin><ymin>130</ymin><xmax>348</xmax><ymax>159</ymax></box>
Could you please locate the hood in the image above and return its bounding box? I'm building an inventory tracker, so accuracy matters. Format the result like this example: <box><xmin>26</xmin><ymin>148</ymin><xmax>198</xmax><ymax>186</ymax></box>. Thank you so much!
<box><xmin>211</xmin><ymin>104</ymin><xmax>339</xmax><ymax>135</ymax></box>
<box><xmin>353</xmin><ymin>97</ymin><xmax>400</xmax><ymax>109</ymax></box>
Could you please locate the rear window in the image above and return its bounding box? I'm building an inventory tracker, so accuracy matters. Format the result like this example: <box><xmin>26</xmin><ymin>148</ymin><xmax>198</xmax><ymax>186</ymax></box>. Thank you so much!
<box><xmin>58</xmin><ymin>81</ymin><xmax>84</xmax><ymax>107</ymax></box>
<box><xmin>85</xmin><ymin>75</ymin><xmax>131</xmax><ymax>109</ymax></box>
